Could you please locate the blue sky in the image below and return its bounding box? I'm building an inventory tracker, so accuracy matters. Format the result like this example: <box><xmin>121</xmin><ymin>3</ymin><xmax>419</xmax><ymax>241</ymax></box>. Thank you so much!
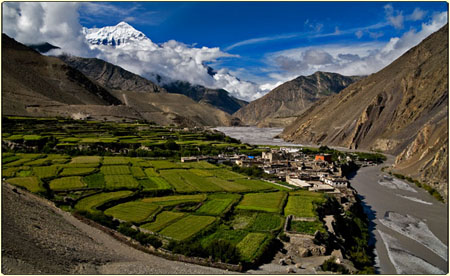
<box><xmin>3</xmin><ymin>1</ymin><xmax>448</xmax><ymax>100</ymax></box>
<box><xmin>78</xmin><ymin>2</ymin><xmax>447</xmax><ymax>83</ymax></box>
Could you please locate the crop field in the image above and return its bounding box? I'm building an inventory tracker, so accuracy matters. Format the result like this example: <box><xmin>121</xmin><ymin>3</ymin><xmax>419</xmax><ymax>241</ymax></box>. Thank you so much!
<box><xmin>17</xmin><ymin>169</ymin><xmax>33</xmax><ymax>177</ymax></box>
<box><xmin>233</xmin><ymin>179</ymin><xmax>276</xmax><ymax>191</ymax></box>
<box><xmin>32</xmin><ymin>166</ymin><xmax>60</xmax><ymax>178</ymax></box>
<box><xmin>24</xmin><ymin>158</ymin><xmax>52</xmax><ymax>166</ymax></box>
<box><xmin>200</xmin><ymin>225</ymin><xmax>248</xmax><ymax>247</ymax></box>
<box><xmin>70</xmin><ymin>156</ymin><xmax>101</xmax><ymax>164</ymax></box>
<box><xmin>142</xmin><ymin>194</ymin><xmax>206</xmax><ymax>206</ymax></box>
<box><xmin>196</xmin><ymin>193</ymin><xmax>240</xmax><ymax>215</ymax></box>
<box><xmin>104</xmin><ymin>201</ymin><xmax>160</xmax><ymax>222</ymax></box>
<box><xmin>102</xmin><ymin>156</ymin><xmax>130</xmax><ymax>165</ymax></box>
<box><xmin>61</xmin><ymin>163</ymin><xmax>100</xmax><ymax>168</ymax></box>
<box><xmin>3</xmin><ymin>158</ymin><xmax>33</xmax><ymax>167</ymax></box>
<box><xmin>159</xmin><ymin>215</ymin><xmax>216</xmax><ymax>241</ymax></box>
<box><xmin>141</xmin><ymin>211</ymin><xmax>185</xmax><ymax>232</ymax></box>
<box><xmin>208</xmin><ymin>169</ymin><xmax>246</xmax><ymax>180</ymax></box>
<box><xmin>289</xmin><ymin>220</ymin><xmax>325</xmax><ymax>235</ymax></box>
<box><xmin>163</xmin><ymin>169</ymin><xmax>222</xmax><ymax>192</ymax></box>
<box><xmin>130</xmin><ymin>166</ymin><xmax>146</xmax><ymax>178</ymax></box>
<box><xmin>83</xmin><ymin>173</ymin><xmax>105</xmax><ymax>188</ymax></box>
<box><xmin>100</xmin><ymin>165</ymin><xmax>131</xmax><ymax>175</ymax></box>
<box><xmin>144</xmin><ymin>168</ymin><xmax>159</xmax><ymax>177</ymax></box>
<box><xmin>236</xmin><ymin>233</ymin><xmax>269</xmax><ymax>261</ymax></box>
<box><xmin>184</xmin><ymin>161</ymin><xmax>217</xmax><ymax>169</ymax></box>
<box><xmin>49</xmin><ymin>176</ymin><xmax>86</xmax><ymax>191</ymax></box>
<box><xmin>7</xmin><ymin>176</ymin><xmax>43</xmax><ymax>193</ymax></box>
<box><xmin>237</xmin><ymin>192</ymin><xmax>287</xmax><ymax>213</ymax></box>
<box><xmin>248</xmin><ymin>213</ymin><xmax>284</xmax><ymax>232</ymax></box>
<box><xmin>3</xmin><ymin>167</ymin><xmax>21</xmax><ymax>177</ymax></box>
<box><xmin>284</xmin><ymin>192</ymin><xmax>325</xmax><ymax>217</ymax></box>
<box><xmin>104</xmin><ymin>175</ymin><xmax>139</xmax><ymax>190</ymax></box>
<box><xmin>148</xmin><ymin>160</ymin><xmax>182</xmax><ymax>170</ymax></box>
<box><xmin>2</xmin><ymin>155</ymin><xmax>21</xmax><ymax>164</ymax></box>
<box><xmin>75</xmin><ymin>190</ymin><xmax>134</xmax><ymax>212</ymax></box>
<box><xmin>59</xmin><ymin>167</ymin><xmax>96</xmax><ymax>176</ymax></box>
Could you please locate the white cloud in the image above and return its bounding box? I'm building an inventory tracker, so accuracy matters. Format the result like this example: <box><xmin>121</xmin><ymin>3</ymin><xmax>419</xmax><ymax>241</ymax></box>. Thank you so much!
<box><xmin>355</xmin><ymin>30</ymin><xmax>364</xmax><ymax>39</ymax></box>
<box><xmin>384</xmin><ymin>4</ymin><xmax>404</xmax><ymax>29</ymax></box>
<box><xmin>265</xmin><ymin>11</ymin><xmax>447</xmax><ymax>80</ymax></box>
<box><xmin>408</xmin><ymin>7</ymin><xmax>427</xmax><ymax>21</ymax></box>
<box><xmin>2</xmin><ymin>2</ymin><xmax>94</xmax><ymax>57</ymax></box>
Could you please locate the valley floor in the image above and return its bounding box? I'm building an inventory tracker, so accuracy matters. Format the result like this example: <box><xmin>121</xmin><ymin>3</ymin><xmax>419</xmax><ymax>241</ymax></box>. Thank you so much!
<box><xmin>1</xmin><ymin>182</ymin><xmax>235</xmax><ymax>275</ymax></box>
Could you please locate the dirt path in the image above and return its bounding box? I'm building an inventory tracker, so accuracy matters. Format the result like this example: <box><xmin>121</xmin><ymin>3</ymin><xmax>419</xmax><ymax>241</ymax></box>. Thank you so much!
<box><xmin>1</xmin><ymin>182</ymin><xmax>236</xmax><ymax>274</ymax></box>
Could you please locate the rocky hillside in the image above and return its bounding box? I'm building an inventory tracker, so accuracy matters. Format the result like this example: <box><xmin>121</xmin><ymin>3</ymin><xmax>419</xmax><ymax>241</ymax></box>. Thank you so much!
<box><xmin>2</xmin><ymin>34</ymin><xmax>235</xmax><ymax>127</ymax></box>
<box><xmin>162</xmin><ymin>80</ymin><xmax>247</xmax><ymax>114</ymax></box>
<box><xmin>282</xmin><ymin>24</ymin><xmax>448</xmax><ymax>197</ymax></box>
<box><xmin>59</xmin><ymin>55</ymin><xmax>165</xmax><ymax>93</ymax></box>
<box><xmin>233</xmin><ymin>72</ymin><xmax>360</xmax><ymax>127</ymax></box>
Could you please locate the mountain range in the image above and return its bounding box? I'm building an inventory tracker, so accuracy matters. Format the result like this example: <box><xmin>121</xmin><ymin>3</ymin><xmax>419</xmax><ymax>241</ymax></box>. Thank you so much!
<box><xmin>233</xmin><ymin>72</ymin><xmax>361</xmax><ymax>127</ymax></box>
<box><xmin>2</xmin><ymin>34</ymin><xmax>236</xmax><ymax>127</ymax></box>
<box><xmin>282</xmin><ymin>24</ymin><xmax>448</xmax><ymax>197</ymax></box>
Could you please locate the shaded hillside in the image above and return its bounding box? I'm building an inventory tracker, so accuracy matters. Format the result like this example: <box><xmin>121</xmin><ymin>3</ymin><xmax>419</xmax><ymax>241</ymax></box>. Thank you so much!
<box><xmin>162</xmin><ymin>80</ymin><xmax>247</xmax><ymax>114</ymax></box>
<box><xmin>234</xmin><ymin>72</ymin><xmax>360</xmax><ymax>127</ymax></box>
<box><xmin>282</xmin><ymin>25</ymin><xmax>448</xmax><ymax>197</ymax></box>
<box><xmin>2</xmin><ymin>33</ymin><xmax>122</xmax><ymax>118</ymax></box>
<box><xmin>59</xmin><ymin>55</ymin><xmax>165</xmax><ymax>93</ymax></box>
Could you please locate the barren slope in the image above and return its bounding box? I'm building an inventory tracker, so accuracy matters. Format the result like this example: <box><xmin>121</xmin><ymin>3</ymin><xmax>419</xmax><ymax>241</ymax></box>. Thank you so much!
<box><xmin>282</xmin><ymin>24</ymin><xmax>448</xmax><ymax>197</ymax></box>
<box><xmin>234</xmin><ymin>72</ymin><xmax>360</xmax><ymax>127</ymax></box>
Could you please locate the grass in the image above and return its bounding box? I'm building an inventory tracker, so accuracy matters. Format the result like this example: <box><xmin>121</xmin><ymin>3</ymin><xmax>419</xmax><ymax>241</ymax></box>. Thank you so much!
<box><xmin>144</xmin><ymin>168</ymin><xmax>159</xmax><ymax>177</ymax></box>
<box><xmin>70</xmin><ymin>156</ymin><xmax>102</xmax><ymax>164</ymax></box>
<box><xmin>159</xmin><ymin>215</ymin><xmax>216</xmax><ymax>241</ymax></box>
<box><xmin>284</xmin><ymin>192</ymin><xmax>325</xmax><ymax>218</ymax></box>
<box><xmin>49</xmin><ymin>176</ymin><xmax>86</xmax><ymax>191</ymax></box>
<box><xmin>59</xmin><ymin>167</ymin><xmax>96</xmax><ymax>176</ymax></box>
<box><xmin>104</xmin><ymin>201</ymin><xmax>160</xmax><ymax>222</ymax></box>
<box><xmin>142</xmin><ymin>194</ymin><xmax>206</xmax><ymax>206</ymax></box>
<box><xmin>74</xmin><ymin>190</ymin><xmax>133</xmax><ymax>212</ymax></box>
<box><xmin>100</xmin><ymin>165</ymin><xmax>131</xmax><ymax>175</ymax></box>
<box><xmin>130</xmin><ymin>166</ymin><xmax>146</xmax><ymax>179</ymax></box>
<box><xmin>141</xmin><ymin>211</ymin><xmax>185</xmax><ymax>232</ymax></box>
<box><xmin>237</xmin><ymin>192</ymin><xmax>287</xmax><ymax>213</ymax></box>
<box><xmin>196</xmin><ymin>193</ymin><xmax>240</xmax><ymax>216</ymax></box>
<box><xmin>236</xmin><ymin>232</ymin><xmax>269</xmax><ymax>261</ymax></box>
<box><xmin>32</xmin><ymin>166</ymin><xmax>60</xmax><ymax>178</ymax></box>
<box><xmin>102</xmin><ymin>156</ymin><xmax>130</xmax><ymax>165</ymax></box>
<box><xmin>104</xmin><ymin>175</ymin><xmax>139</xmax><ymax>190</ymax></box>
<box><xmin>7</xmin><ymin>176</ymin><xmax>43</xmax><ymax>193</ymax></box>
<box><xmin>289</xmin><ymin>220</ymin><xmax>325</xmax><ymax>235</ymax></box>
<box><xmin>83</xmin><ymin>173</ymin><xmax>105</xmax><ymax>189</ymax></box>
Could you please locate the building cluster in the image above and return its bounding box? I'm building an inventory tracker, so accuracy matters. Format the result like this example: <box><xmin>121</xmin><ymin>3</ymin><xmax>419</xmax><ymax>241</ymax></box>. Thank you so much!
<box><xmin>181</xmin><ymin>147</ymin><xmax>356</xmax><ymax>196</ymax></box>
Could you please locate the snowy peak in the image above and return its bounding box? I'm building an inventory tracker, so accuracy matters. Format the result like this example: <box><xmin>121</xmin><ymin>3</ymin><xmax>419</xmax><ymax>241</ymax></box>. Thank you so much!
<box><xmin>83</xmin><ymin>21</ymin><xmax>153</xmax><ymax>47</ymax></box>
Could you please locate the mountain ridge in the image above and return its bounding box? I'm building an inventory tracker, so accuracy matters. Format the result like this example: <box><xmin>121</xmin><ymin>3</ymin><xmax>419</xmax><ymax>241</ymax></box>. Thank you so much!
<box><xmin>233</xmin><ymin>71</ymin><xmax>361</xmax><ymax>127</ymax></box>
<box><xmin>282</xmin><ymin>24</ymin><xmax>448</xmax><ymax>198</ymax></box>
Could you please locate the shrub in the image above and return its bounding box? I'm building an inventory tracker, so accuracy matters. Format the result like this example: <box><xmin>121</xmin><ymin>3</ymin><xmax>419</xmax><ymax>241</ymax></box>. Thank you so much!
<box><xmin>321</xmin><ymin>257</ymin><xmax>349</xmax><ymax>274</ymax></box>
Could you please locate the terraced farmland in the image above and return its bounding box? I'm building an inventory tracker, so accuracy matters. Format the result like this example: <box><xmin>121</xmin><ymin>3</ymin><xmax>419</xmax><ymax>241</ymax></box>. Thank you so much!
<box><xmin>49</xmin><ymin>176</ymin><xmax>86</xmax><ymax>191</ymax></box>
<box><xmin>237</xmin><ymin>192</ymin><xmax>287</xmax><ymax>213</ymax></box>
<box><xmin>196</xmin><ymin>193</ymin><xmax>240</xmax><ymax>215</ymax></box>
<box><xmin>159</xmin><ymin>215</ymin><xmax>216</xmax><ymax>241</ymax></box>
<box><xmin>104</xmin><ymin>201</ymin><xmax>161</xmax><ymax>222</ymax></box>
<box><xmin>284</xmin><ymin>191</ymin><xmax>325</xmax><ymax>217</ymax></box>
<box><xmin>104</xmin><ymin>175</ymin><xmax>139</xmax><ymax>190</ymax></box>
<box><xmin>141</xmin><ymin>211</ymin><xmax>185</xmax><ymax>232</ymax></box>
<box><xmin>75</xmin><ymin>191</ymin><xmax>134</xmax><ymax>212</ymax></box>
<box><xmin>6</xmin><ymin>176</ymin><xmax>43</xmax><ymax>193</ymax></box>
<box><xmin>100</xmin><ymin>165</ymin><xmax>131</xmax><ymax>175</ymax></box>
<box><xmin>236</xmin><ymin>233</ymin><xmax>269</xmax><ymax>261</ymax></box>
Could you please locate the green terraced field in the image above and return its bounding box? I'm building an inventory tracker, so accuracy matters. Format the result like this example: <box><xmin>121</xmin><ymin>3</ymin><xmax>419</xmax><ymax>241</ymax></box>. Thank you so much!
<box><xmin>130</xmin><ymin>166</ymin><xmax>146</xmax><ymax>178</ymax></box>
<box><xmin>23</xmin><ymin>158</ymin><xmax>52</xmax><ymax>166</ymax></box>
<box><xmin>289</xmin><ymin>220</ymin><xmax>325</xmax><ymax>235</ymax></box>
<box><xmin>70</xmin><ymin>156</ymin><xmax>102</xmax><ymax>164</ymax></box>
<box><xmin>236</xmin><ymin>232</ymin><xmax>269</xmax><ymax>261</ymax></box>
<box><xmin>248</xmin><ymin>213</ymin><xmax>284</xmax><ymax>232</ymax></box>
<box><xmin>104</xmin><ymin>201</ymin><xmax>160</xmax><ymax>222</ymax></box>
<box><xmin>284</xmin><ymin>193</ymin><xmax>324</xmax><ymax>217</ymax></box>
<box><xmin>83</xmin><ymin>173</ymin><xmax>105</xmax><ymax>188</ymax></box>
<box><xmin>237</xmin><ymin>192</ymin><xmax>287</xmax><ymax>213</ymax></box>
<box><xmin>104</xmin><ymin>175</ymin><xmax>139</xmax><ymax>190</ymax></box>
<box><xmin>7</xmin><ymin>176</ymin><xmax>43</xmax><ymax>193</ymax></box>
<box><xmin>2</xmin><ymin>167</ymin><xmax>21</xmax><ymax>177</ymax></box>
<box><xmin>59</xmin><ymin>167</ymin><xmax>96</xmax><ymax>176</ymax></box>
<box><xmin>102</xmin><ymin>156</ymin><xmax>130</xmax><ymax>165</ymax></box>
<box><xmin>142</xmin><ymin>194</ymin><xmax>206</xmax><ymax>206</ymax></box>
<box><xmin>101</xmin><ymin>165</ymin><xmax>131</xmax><ymax>175</ymax></box>
<box><xmin>32</xmin><ymin>166</ymin><xmax>60</xmax><ymax>178</ymax></box>
<box><xmin>141</xmin><ymin>211</ymin><xmax>185</xmax><ymax>232</ymax></box>
<box><xmin>75</xmin><ymin>190</ymin><xmax>133</xmax><ymax>212</ymax></box>
<box><xmin>159</xmin><ymin>215</ymin><xmax>216</xmax><ymax>241</ymax></box>
<box><xmin>196</xmin><ymin>193</ymin><xmax>240</xmax><ymax>215</ymax></box>
<box><xmin>147</xmin><ymin>177</ymin><xmax>172</xmax><ymax>190</ymax></box>
<box><xmin>144</xmin><ymin>168</ymin><xmax>159</xmax><ymax>177</ymax></box>
<box><xmin>49</xmin><ymin>176</ymin><xmax>86</xmax><ymax>191</ymax></box>
<box><xmin>200</xmin><ymin>225</ymin><xmax>248</xmax><ymax>247</ymax></box>
<box><xmin>163</xmin><ymin>169</ymin><xmax>222</xmax><ymax>192</ymax></box>
<box><xmin>148</xmin><ymin>160</ymin><xmax>181</xmax><ymax>170</ymax></box>
<box><xmin>209</xmin><ymin>169</ymin><xmax>246</xmax><ymax>180</ymax></box>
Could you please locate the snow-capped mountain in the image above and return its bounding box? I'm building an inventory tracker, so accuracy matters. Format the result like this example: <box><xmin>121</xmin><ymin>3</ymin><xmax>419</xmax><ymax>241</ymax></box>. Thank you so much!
<box><xmin>83</xmin><ymin>21</ymin><xmax>156</xmax><ymax>49</ymax></box>
<box><xmin>82</xmin><ymin>22</ymin><xmax>266</xmax><ymax>101</ymax></box>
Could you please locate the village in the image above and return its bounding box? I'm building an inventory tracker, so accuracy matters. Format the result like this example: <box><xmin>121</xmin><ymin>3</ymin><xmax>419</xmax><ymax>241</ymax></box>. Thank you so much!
<box><xmin>181</xmin><ymin>146</ymin><xmax>376</xmax><ymax>208</ymax></box>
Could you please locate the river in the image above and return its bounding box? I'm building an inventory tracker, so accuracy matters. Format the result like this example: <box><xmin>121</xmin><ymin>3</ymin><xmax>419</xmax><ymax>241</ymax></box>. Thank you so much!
<box><xmin>215</xmin><ymin>126</ymin><xmax>448</xmax><ymax>274</ymax></box>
